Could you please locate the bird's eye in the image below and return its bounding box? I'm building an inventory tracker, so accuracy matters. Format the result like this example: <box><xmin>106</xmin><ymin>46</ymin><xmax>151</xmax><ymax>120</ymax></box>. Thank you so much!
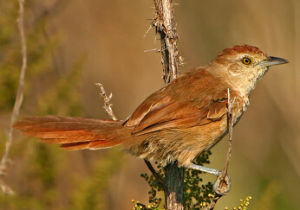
<box><xmin>242</xmin><ymin>57</ymin><xmax>252</xmax><ymax>65</ymax></box>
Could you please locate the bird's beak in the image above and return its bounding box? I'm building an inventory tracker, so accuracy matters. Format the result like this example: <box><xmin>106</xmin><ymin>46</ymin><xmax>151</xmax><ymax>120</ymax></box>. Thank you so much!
<box><xmin>260</xmin><ymin>56</ymin><xmax>289</xmax><ymax>67</ymax></box>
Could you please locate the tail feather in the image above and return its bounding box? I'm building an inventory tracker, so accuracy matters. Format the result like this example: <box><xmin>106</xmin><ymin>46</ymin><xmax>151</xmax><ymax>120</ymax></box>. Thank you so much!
<box><xmin>60</xmin><ymin>139</ymin><xmax>125</xmax><ymax>150</ymax></box>
<box><xmin>60</xmin><ymin>142</ymin><xmax>92</xmax><ymax>150</ymax></box>
<box><xmin>14</xmin><ymin>116</ymin><xmax>130</xmax><ymax>150</ymax></box>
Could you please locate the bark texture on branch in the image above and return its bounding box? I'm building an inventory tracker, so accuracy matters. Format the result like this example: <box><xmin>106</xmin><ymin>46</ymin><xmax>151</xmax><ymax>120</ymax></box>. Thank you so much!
<box><xmin>153</xmin><ymin>0</ymin><xmax>182</xmax><ymax>83</ymax></box>
<box><xmin>164</xmin><ymin>163</ymin><xmax>184</xmax><ymax>210</ymax></box>
<box><xmin>152</xmin><ymin>0</ymin><xmax>184</xmax><ymax>209</ymax></box>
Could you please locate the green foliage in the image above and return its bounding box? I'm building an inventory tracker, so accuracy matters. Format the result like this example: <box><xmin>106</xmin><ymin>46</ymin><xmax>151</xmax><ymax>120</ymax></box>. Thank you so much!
<box><xmin>132</xmin><ymin>200</ymin><xmax>161</xmax><ymax>210</ymax></box>
<box><xmin>184</xmin><ymin>151</ymin><xmax>215</xmax><ymax>209</ymax></box>
<box><xmin>137</xmin><ymin>163</ymin><xmax>165</xmax><ymax>209</ymax></box>
<box><xmin>134</xmin><ymin>151</ymin><xmax>215</xmax><ymax>210</ymax></box>
<box><xmin>225</xmin><ymin>196</ymin><xmax>252</xmax><ymax>210</ymax></box>
<box><xmin>135</xmin><ymin>150</ymin><xmax>255</xmax><ymax>210</ymax></box>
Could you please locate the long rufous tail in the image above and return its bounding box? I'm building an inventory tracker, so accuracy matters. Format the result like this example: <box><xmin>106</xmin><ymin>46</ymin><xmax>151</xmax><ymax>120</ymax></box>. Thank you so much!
<box><xmin>14</xmin><ymin>116</ymin><xmax>132</xmax><ymax>150</ymax></box>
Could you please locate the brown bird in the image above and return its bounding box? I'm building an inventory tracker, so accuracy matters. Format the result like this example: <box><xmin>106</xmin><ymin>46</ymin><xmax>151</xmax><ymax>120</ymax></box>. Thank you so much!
<box><xmin>14</xmin><ymin>45</ymin><xmax>288</xmax><ymax>174</ymax></box>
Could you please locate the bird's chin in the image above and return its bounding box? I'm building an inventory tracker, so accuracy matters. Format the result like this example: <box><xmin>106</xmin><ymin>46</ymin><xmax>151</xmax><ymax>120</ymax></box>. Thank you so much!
<box><xmin>264</xmin><ymin>66</ymin><xmax>270</xmax><ymax>72</ymax></box>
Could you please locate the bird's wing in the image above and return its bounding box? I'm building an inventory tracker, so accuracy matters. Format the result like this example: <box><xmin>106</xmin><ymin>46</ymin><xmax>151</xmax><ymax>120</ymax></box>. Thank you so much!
<box><xmin>124</xmin><ymin>70</ymin><xmax>229</xmax><ymax>135</ymax></box>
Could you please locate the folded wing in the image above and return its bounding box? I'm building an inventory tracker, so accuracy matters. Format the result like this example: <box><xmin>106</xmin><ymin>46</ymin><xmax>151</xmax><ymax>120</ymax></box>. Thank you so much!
<box><xmin>124</xmin><ymin>69</ymin><xmax>229</xmax><ymax>135</ymax></box>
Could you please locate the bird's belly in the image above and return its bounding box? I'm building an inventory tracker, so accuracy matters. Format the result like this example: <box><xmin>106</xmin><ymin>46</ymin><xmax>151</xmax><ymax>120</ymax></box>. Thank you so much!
<box><xmin>125</xmin><ymin>118</ymin><xmax>228</xmax><ymax>167</ymax></box>
<box><xmin>176</xmin><ymin>118</ymin><xmax>228</xmax><ymax>165</ymax></box>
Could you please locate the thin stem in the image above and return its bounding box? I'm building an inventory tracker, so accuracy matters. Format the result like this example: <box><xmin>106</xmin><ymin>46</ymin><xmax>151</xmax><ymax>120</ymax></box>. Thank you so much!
<box><xmin>207</xmin><ymin>88</ymin><xmax>236</xmax><ymax>209</ymax></box>
<box><xmin>144</xmin><ymin>160</ymin><xmax>166</xmax><ymax>190</ymax></box>
<box><xmin>221</xmin><ymin>88</ymin><xmax>236</xmax><ymax>177</ymax></box>
<box><xmin>0</xmin><ymin>0</ymin><xmax>27</xmax><ymax>195</ymax></box>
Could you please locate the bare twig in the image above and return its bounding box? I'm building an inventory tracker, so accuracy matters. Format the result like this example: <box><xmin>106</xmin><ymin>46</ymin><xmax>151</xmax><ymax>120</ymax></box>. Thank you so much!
<box><xmin>0</xmin><ymin>0</ymin><xmax>27</xmax><ymax>195</ymax></box>
<box><xmin>95</xmin><ymin>83</ymin><xmax>117</xmax><ymax>121</ymax></box>
<box><xmin>144</xmin><ymin>48</ymin><xmax>163</xmax><ymax>53</ymax></box>
<box><xmin>207</xmin><ymin>88</ymin><xmax>236</xmax><ymax>209</ymax></box>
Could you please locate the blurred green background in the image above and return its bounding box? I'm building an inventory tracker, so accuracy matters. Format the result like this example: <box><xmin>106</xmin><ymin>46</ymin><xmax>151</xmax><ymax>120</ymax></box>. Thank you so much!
<box><xmin>0</xmin><ymin>0</ymin><xmax>299</xmax><ymax>209</ymax></box>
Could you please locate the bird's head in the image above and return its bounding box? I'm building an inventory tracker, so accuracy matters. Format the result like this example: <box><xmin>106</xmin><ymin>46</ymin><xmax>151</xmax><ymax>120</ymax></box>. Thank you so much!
<box><xmin>209</xmin><ymin>45</ymin><xmax>288</xmax><ymax>96</ymax></box>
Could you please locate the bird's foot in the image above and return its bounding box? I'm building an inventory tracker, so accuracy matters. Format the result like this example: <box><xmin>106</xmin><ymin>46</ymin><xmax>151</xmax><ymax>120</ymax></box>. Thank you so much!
<box><xmin>213</xmin><ymin>174</ymin><xmax>231</xmax><ymax>195</ymax></box>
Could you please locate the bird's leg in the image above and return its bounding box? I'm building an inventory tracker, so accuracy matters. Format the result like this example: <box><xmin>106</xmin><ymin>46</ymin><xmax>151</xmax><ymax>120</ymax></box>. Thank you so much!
<box><xmin>187</xmin><ymin>163</ymin><xmax>231</xmax><ymax>195</ymax></box>
<box><xmin>187</xmin><ymin>163</ymin><xmax>221</xmax><ymax>176</ymax></box>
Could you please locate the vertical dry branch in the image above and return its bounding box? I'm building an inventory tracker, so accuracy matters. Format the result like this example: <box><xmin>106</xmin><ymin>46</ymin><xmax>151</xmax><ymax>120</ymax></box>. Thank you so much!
<box><xmin>153</xmin><ymin>0</ymin><xmax>182</xmax><ymax>83</ymax></box>
<box><xmin>152</xmin><ymin>0</ymin><xmax>184</xmax><ymax>209</ymax></box>
<box><xmin>0</xmin><ymin>0</ymin><xmax>27</xmax><ymax>194</ymax></box>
